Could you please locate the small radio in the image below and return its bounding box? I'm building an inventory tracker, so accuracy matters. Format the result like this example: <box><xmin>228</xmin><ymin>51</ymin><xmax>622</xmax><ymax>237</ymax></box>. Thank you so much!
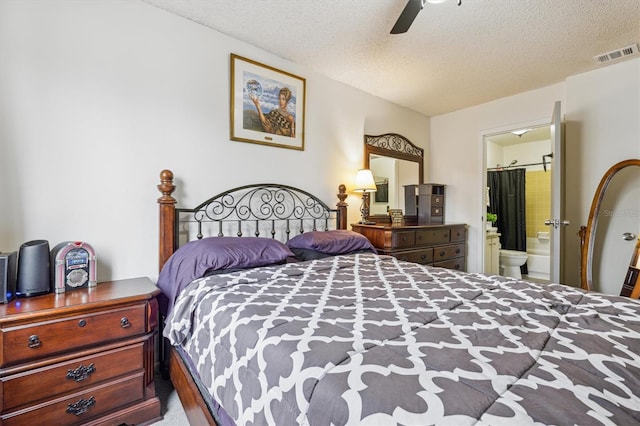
<box><xmin>51</xmin><ymin>241</ymin><xmax>97</xmax><ymax>293</ymax></box>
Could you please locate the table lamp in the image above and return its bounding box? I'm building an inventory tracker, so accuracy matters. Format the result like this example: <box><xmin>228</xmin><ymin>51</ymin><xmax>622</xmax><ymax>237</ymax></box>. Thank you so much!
<box><xmin>354</xmin><ymin>169</ymin><xmax>377</xmax><ymax>224</ymax></box>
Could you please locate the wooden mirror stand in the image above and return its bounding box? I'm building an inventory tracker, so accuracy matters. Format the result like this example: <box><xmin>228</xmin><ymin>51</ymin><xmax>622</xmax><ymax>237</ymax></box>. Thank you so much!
<box><xmin>579</xmin><ymin>159</ymin><xmax>640</xmax><ymax>297</ymax></box>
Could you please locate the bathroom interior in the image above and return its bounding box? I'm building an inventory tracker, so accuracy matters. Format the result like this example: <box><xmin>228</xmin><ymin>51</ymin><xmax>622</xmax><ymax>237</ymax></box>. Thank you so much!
<box><xmin>485</xmin><ymin>125</ymin><xmax>552</xmax><ymax>282</ymax></box>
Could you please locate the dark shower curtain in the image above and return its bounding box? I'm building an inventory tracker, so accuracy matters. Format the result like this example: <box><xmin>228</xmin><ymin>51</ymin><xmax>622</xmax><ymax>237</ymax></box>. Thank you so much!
<box><xmin>488</xmin><ymin>168</ymin><xmax>527</xmax><ymax>274</ymax></box>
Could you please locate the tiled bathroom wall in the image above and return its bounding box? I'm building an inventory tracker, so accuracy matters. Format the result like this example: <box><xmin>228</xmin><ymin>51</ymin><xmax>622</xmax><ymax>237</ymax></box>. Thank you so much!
<box><xmin>525</xmin><ymin>170</ymin><xmax>551</xmax><ymax>238</ymax></box>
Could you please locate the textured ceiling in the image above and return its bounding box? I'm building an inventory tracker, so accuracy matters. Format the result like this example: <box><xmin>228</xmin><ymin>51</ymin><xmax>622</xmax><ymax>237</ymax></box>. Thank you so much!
<box><xmin>141</xmin><ymin>0</ymin><xmax>640</xmax><ymax>117</ymax></box>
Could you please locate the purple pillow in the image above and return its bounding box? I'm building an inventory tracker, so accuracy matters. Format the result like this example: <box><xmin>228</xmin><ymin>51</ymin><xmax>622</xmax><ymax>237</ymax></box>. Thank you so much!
<box><xmin>157</xmin><ymin>237</ymin><xmax>294</xmax><ymax>315</ymax></box>
<box><xmin>287</xmin><ymin>230</ymin><xmax>375</xmax><ymax>255</ymax></box>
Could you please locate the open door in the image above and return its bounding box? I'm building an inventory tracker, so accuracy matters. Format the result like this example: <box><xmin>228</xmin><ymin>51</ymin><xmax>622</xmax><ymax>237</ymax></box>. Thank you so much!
<box><xmin>546</xmin><ymin>101</ymin><xmax>567</xmax><ymax>283</ymax></box>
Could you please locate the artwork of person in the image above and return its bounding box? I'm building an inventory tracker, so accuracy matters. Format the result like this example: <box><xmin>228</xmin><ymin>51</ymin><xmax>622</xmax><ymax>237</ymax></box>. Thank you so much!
<box><xmin>250</xmin><ymin>87</ymin><xmax>296</xmax><ymax>137</ymax></box>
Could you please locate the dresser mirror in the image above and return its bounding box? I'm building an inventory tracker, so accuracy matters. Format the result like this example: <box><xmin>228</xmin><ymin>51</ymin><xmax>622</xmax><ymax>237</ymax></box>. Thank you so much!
<box><xmin>364</xmin><ymin>133</ymin><xmax>424</xmax><ymax>221</ymax></box>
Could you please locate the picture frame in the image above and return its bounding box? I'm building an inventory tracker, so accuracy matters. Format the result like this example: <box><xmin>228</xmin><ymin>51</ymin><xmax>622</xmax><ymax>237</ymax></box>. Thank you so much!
<box><xmin>389</xmin><ymin>209</ymin><xmax>404</xmax><ymax>225</ymax></box>
<box><xmin>374</xmin><ymin>177</ymin><xmax>389</xmax><ymax>203</ymax></box>
<box><xmin>230</xmin><ymin>54</ymin><xmax>306</xmax><ymax>150</ymax></box>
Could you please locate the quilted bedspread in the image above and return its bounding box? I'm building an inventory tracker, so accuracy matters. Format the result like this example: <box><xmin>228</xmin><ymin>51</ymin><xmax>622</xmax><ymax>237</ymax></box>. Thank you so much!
<box><xmin>164</xmin><ymin>253</ymin><xmax>640</xmax><ymax>426</ymax></box>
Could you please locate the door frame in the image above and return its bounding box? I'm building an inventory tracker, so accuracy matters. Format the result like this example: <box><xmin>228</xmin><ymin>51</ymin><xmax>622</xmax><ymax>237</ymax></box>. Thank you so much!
<box><xmin>479</xmin><ymin>117</ymin><xmax>552</xmax><ymax>278</ymax></box>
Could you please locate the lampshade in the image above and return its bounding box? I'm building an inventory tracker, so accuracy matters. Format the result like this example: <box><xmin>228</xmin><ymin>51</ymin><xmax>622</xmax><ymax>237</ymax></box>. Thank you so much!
<box><xmin>354</xmin><ymin>169</ymin><xmax>377</xmax><ymax>192</ymax></box>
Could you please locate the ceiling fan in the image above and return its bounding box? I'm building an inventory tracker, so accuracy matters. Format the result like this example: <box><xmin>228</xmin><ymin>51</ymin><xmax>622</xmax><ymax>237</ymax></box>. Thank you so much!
<box><xmin>390</xmin><ymin>0</ymin><xmax>462</xmax><ymax>34</ymax></box>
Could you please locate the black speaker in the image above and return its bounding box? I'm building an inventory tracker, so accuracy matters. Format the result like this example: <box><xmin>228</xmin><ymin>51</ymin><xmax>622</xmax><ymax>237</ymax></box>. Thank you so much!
<box><xmin>17</xmin><ymin>240</ymin><xmax>51</xmax><ymax>297</ymax></box>
<box><xmin>0</xmin><ymin>252</ymin><xmax>17</xmax><ymax>303</ymax></box>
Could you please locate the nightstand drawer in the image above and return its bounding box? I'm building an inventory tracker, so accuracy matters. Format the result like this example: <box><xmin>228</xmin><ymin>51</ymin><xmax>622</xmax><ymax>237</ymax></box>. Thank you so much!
<box><xmin>1</xmin><ymin>304</ymin><xmax>146</xmax><ymax>366</ymax></box>
<box><xmin>1</xmin><ymin>371</ymin><xmax>144</xmax><ymax>426</ymax></box>
<box><xmin>2</xmin><ymin>342</ymin><xmax>143</xmax><ymax>411</ymax></box>
<box><xmin>391</xmin><ymin>231</ymin><xmax>415</xmax><ymax>248</ymax></box>
<box><xmin>434</xmin><ymin>243</ymin><xmax>465</xmax><ymax>261</ymax></box>
<box><xmin>394</xmin><ymin>248</ymin><xmax>434</xmax><ymax>264</ymax></box>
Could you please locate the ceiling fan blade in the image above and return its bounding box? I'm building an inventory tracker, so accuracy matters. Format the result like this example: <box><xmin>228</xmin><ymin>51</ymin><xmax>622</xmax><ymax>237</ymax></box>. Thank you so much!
<box><xmin>390</xmin><ymin>0</ymin><xmax>425</xmax><ymax>34</ymax></box>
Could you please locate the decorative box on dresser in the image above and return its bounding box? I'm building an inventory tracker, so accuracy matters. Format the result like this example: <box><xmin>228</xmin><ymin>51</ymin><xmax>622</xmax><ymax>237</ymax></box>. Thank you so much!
<box><xmin>352</xmin><ymin>222</ymin><xmax>467</xmax><ymax>271</ymax></box>
<box><xmin>0</xmin><ymin>277</ymin><xmax>162</xmax><ymax>426</ymax></box>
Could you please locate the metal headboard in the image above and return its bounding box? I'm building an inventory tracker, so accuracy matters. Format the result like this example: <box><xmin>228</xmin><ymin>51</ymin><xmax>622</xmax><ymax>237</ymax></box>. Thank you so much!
<box><xmin>157</xmin><ymin>170</ymin><xmax>348</xmax><ymax>270</ymax></box>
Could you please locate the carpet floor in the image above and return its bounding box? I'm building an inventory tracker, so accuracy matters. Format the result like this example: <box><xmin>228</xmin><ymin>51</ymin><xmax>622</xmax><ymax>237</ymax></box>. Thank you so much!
<box><xmin>151</xmin><ymin>373</ymin><xmax>190</xmax><ymax>425</ymax></box>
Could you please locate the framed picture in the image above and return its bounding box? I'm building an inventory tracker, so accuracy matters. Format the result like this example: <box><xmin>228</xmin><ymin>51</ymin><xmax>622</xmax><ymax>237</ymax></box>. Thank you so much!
<box><xmin>374</xmin><ymin>177</ymin><xmax>389</xmax><ymax>203</ymax></box>
<box><xmin>230</xmin><ymin>54</ymin><xmax>305</xmax><ymax>150</ymax></box>
<box><xmin>389</xmin><ymin>209</ymin><xmax>404</xmax><ymax>225</ymax></box>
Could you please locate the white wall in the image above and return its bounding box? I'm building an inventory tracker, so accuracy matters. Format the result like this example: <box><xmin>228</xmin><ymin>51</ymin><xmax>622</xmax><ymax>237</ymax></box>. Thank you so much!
<box><xmin>503</xmin><ymin>140</ymin><xmax>552</xmax><ymax>172</ymax></box>
<box><xmin>432</xmin><ymin>58</ymin><xmax>640</xmax><ymax>290</ymax></box>
<box><xmin>0</xmin><ymin>0</ymin><xmax>430</xmax><ymax>282</ymax></box>
<box><xmin>564</xmin><ymin>59</ymin><xmax>640</xmax><ymax>293</ymax></box>
<box><xmin>430</xmin><ymin>84</ymin><xmax>565</xmax><ymax>276</ymax></box>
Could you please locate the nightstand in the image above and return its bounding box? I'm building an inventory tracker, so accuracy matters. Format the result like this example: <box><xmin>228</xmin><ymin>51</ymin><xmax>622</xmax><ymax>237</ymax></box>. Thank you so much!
<box><xmin>0</xmin><ymin>277</ymin><xmax>162</xmax><ymax>425</ymax></box>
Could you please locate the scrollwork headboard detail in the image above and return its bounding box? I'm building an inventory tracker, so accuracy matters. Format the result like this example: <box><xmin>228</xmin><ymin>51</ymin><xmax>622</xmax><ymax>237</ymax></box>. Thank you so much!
<box><xmin>157</xmin><ymin>169</ymin><xmax>348</xmax><ymax>270</ymax></box>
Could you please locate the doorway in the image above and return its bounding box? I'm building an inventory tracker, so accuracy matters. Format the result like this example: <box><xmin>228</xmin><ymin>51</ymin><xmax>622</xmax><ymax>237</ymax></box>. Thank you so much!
<box><xmin>482</xmin><ymin>123</ymin><xmax>552</xmax><ymax>283</ymax></box>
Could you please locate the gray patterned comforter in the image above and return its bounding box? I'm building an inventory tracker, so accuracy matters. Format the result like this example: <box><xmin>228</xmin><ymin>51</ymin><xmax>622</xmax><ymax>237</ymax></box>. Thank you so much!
<box><xmin>164</xmin><ymin>253</ymin><xmax>640</xmax><ymax>425</ymax></box>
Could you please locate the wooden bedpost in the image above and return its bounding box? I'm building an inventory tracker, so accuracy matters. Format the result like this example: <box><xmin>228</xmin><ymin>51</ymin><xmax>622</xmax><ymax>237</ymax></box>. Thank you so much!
<box><xmin>158</xmin><ymin>169</ymin><xmax>177</xmax><ymax>271</ymax></box>
<box><xmin>337</xmin><ymin>184</ymin><xmax>348</xmax><ymax>230</ymax></box>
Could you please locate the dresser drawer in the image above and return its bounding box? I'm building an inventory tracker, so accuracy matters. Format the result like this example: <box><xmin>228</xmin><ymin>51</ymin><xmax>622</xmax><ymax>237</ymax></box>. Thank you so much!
<box><xmin>450</xmin><ymin>226</ymin><xmax>466</xmax><ymax>242</ymax></box>
<box><xmin>1</xmin><ymin>305</ymin><xmax>147</xmax><ymax>366</ymax></box>
<box><xmin>1</xmin><ymin>342</ymin><xmax>143</xmax><ymax>411</ymax></box>
<box><xmin>1</xmin><ymin>371</ymin><xmax>144</xmax><ymax>426</ymax></box>
<box><xmin>394</xmin><ymin>248</ymin><xmax>434</xmax><ymax>264</ymax></box>
<box><xmin>434</xmin><ymin>257</ymin><xmax>465</xmax><ymax>271</ymax></box>
<box><xmin>430</xmin><ymin>194</ymin><xmax>444</xmax><ymax>206</ymax></box>
<box><xmin>416</xmin><ymin>228</ymin><xmax>450</xmax><ymax>245</ymax></box>
<box><xmin>433</xmin><ymin>243</ymin><xmax>465</xmax><ymax>262</ymax></box>
<box><xmin>391</xmin><ymin>231</ymin><xmax>415</xmax><ymax>249</ymax></box>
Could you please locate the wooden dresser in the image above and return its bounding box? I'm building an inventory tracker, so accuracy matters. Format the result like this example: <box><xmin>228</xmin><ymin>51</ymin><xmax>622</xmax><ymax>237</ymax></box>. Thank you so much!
<box><xmin>352</xmin><ymin>223</ymin><xmax>467</xmax><ymax>271</ymax></box>
<box><xmin>0</xmin><ymin>277</ymin><xmax>162</xmax><ymax>426</ymax></box>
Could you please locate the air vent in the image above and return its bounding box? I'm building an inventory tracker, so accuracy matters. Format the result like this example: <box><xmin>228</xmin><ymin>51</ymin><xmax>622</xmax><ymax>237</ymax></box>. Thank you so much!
<box><xmin>593</xmin><ymin>44</ymin><xmax>639</xmax><ymax>64</ymax></box>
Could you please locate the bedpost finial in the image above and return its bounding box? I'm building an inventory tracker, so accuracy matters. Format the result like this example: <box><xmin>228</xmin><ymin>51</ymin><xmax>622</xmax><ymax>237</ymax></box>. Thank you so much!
<box><xmin>158</xmin><ymin>169</ymin><xmax>176</xmax><ymax>203</ymax></box>
<box><xmin>337</xmin><ymin>184</ymin><xmax>347</xmax><ymax>206</ymax></box>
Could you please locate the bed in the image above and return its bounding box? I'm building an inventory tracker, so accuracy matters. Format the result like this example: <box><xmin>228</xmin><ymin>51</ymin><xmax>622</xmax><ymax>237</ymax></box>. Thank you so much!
<box><xmin>156</xmin><ymin>169</ymin><xmax>640</xmax><ymax>426</ymax></box>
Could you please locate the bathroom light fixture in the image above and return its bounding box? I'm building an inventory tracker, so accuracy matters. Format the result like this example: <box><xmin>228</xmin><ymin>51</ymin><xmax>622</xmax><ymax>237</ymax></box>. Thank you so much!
<box><xmin>511</xmin><ymin>129</ymin><xmax>531</xmax><ymax>137</ymax></box>
<box><xmin>354</xmin><ymin>169</ymin><xmax>377</xmax><ymax>225</ymax></box>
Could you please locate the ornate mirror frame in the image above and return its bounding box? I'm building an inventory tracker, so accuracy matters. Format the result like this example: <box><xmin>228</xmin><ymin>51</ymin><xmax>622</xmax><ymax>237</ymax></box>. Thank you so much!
<box><xmin>364</xmin><ymin>133</ymin><xmax>424</xmax><ymax>221</ymax></box>
<box><xmin>579</xmin><ymin>159</ymin><xmax>640</xmax><ymax>292</ymax></box>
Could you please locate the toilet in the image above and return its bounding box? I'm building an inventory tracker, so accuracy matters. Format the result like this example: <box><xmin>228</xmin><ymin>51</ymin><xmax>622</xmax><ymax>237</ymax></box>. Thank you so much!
<box><xmin>499</xmin><ymin>249</ymin><xmax>528</xmax><ymax>279</ymax></box>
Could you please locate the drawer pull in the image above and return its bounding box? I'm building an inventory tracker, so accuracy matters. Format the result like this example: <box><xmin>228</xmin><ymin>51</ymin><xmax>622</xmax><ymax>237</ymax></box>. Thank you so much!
<box><xmin>66</xmin><ymin>363</ymin><xmax>96</xmax><ymax>382</ymax></box>
<box><xmin>66</xmin><ymin>396</ymin><xmax>96</xmax><ymax>416</ymax></box>
<box><xmin>120</xmin><ymin>317</ymin><xmax>131</xmax><ymax>328</ymax></box>
<box><xmin>78</xmin><ymin>319</ymin><xmax>87</xmax><ymax>327</ymax></box>
<box><xmin>28</xmin><ymin>335</ymin><xmax>41</xmax><ymax>348</ymax></box>
<box><xmin>439</xmin><ymin>251</ymin><xmax>445</xmax><ymax>257</ymax></box>
<box><xmin>420</xmin><ymin>254</ymin><xmax>427</xmax><ymax>260</ymax></box>
<box><xmin>456</xmin><ymin>248</ymin><xmax>461</xmax><ymax>254</ymax></box>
